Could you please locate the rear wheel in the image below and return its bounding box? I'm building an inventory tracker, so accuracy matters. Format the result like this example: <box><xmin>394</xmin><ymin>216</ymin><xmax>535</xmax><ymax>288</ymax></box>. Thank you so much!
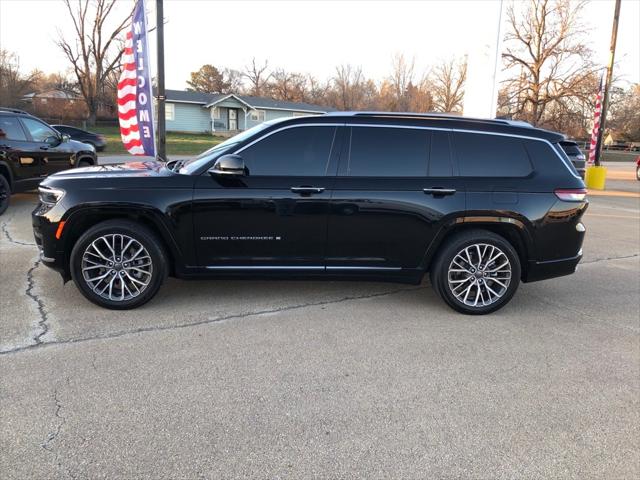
<box><xmin>636</xmin><ymin>166</ymin><xmax>640</xmax><ymax>181</ymax></box>
<box><xmin>70</xmin><ymin>220</ymin><xmax>167</xmax><ymax>309</ymax></box>
<box><xmin>430</xmin><ymin>230</ymin><xmax>521</xmax><ymax>314</ymax></box>
<box><xmin>0</xmin><ymin>175</ymin><xmax>10</xmax><ymax>216</ymax></box>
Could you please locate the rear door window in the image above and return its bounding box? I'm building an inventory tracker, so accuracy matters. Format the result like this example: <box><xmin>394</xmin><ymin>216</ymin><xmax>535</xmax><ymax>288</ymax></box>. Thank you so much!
<box><xmin>453</xmin><ymin>132</ymin><xmax>532</xmax><ymax>177</ymax></box>
<box><xmin>0</xmin><ymin>116</ymin><xmax>27</xmax><ymax>141</ymax></box>
<box><xmin>347</xmin><ymin>127</ymin><xmax>429</xmax><ymax>177</ymax></box>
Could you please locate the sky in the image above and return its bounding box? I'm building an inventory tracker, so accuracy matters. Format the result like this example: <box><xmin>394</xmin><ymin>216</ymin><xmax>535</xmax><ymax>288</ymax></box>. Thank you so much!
<box><xmin>1</xmin><ymin>0</ymin><xmax>639</xmax><ymax>91</ymax></box>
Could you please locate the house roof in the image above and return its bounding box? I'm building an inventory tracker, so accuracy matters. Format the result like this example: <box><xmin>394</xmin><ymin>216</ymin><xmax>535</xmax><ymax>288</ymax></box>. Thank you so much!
<box><xmin>22</xmin><ymin>89</ymin><xmax>81</xmax><ymax>100</ymax></box>
<box><xmin>163</xmin><ymin>89</ymin><xmax>335</xmax><ymax>113</ymax></box>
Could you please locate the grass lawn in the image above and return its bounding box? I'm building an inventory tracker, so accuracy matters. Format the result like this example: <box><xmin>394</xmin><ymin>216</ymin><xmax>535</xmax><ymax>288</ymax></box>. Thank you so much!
<box><xmin>93</xmin><ymin>125</ymin><xmax>223</xmax><ymax>156</ymax></box>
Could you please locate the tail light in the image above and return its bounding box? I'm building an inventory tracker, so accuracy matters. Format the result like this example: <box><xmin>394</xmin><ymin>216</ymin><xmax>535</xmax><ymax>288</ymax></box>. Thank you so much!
<box><xmin>555</xmin><ymin>188</ymin><xmax>587</xmax><ymax>201</ymax></box>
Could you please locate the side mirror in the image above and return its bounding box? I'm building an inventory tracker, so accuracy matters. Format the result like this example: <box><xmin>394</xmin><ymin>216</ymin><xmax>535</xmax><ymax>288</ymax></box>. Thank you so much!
<box><xmin>62</xmin><ymin>134</ymin><xmax>71</xmax><ymax>143</ymax></box>
<box><xmin>45</xmin><ymin>135</ymin><xmax>61</xmax><ymax>147</ymax></box>
<box><xmin>209</xmin><ymin>154</ymin><xmax>246</xmax><ymax>177</ymax></box>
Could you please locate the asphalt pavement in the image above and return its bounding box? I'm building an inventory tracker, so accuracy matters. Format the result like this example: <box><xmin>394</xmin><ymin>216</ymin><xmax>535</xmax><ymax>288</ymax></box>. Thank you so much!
<box><xmin>1</xmin><ymin>182</ymin><xmax>638</xmax><ymax>479</ymax></box>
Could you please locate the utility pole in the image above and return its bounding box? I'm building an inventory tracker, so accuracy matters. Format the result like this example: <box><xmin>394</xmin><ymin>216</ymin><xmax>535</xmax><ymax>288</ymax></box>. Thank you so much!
<box><xmin>593</xmin><ymin>0</ymin><xmax>621</xmax><ymax>167</ymax></box>
<box><xmin>155</xmin><ymin>0</ymin><xmax>166</xmax><ymax>161</ymax></box>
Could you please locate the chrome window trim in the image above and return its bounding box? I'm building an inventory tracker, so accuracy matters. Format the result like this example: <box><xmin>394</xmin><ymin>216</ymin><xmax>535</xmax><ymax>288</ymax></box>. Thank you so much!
<box><xmin>232</xmin><ymin>121</ymin><xmax>581</xmax><ymax>180</ymax></box>
<box><xmin>234</xmin><ymin>123</ymin><xmax>344</xmax><ymax>154</ymax></box>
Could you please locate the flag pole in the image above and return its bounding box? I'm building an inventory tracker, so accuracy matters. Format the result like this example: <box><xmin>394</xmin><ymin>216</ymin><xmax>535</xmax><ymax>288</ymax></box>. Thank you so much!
<box><xmin>593</xmin><ymin>0</ymin><xmax>621</xmax><ymax>167</ymax></box>
<box><xmin>155</xmin><ymin>0</ymin><xmax>166</xmax><ymax>161</ymax></box>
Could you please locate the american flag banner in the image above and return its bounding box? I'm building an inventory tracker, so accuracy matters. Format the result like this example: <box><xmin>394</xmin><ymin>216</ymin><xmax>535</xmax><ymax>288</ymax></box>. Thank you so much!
<box><xmin>118</xmin><ymin>0</ymin><xmax>155</xmax><ymax>156</ymax></box>
<box><xmin>587</xmin><ymin>76</ymin><xmax>604</xmax><ymax>166</ymax></box>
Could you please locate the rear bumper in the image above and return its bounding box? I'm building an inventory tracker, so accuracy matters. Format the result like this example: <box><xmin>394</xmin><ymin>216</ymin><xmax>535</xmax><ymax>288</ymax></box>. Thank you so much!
<box><xmin>523</xmin><ymin>250</ymin><xmax>582</xmax><ymax>283</ymax></box>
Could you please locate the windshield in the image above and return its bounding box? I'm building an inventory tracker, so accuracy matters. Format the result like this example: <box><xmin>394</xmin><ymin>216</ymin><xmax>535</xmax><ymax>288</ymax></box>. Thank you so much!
<box><xmin>178</xmin><ymin>120</ymin><xmax>278</xmax><ymax>175</ymax></box>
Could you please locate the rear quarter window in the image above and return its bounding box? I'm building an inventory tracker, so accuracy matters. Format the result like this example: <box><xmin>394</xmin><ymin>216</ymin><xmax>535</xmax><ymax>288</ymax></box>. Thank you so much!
<box><xmin>453</xmin><ymin>132</ymin><xmax>532</xmax><ymax>177</ymax></box>
<box><xmin>525</xmin><ymin>140</ymin><xmax>579</xmax><ymax>178</ymax></box>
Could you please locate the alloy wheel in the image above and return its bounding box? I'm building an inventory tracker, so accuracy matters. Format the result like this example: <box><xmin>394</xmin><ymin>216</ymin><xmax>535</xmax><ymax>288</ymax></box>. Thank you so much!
<box><xmin>447</xmin><ymin>243</ymin><xmax>512</xmax><ymax>308</ymax></box>
<box><xmin>81</xmin><ymin>234</ymin><xmax>153</xmax><ymax>301</ymax></box>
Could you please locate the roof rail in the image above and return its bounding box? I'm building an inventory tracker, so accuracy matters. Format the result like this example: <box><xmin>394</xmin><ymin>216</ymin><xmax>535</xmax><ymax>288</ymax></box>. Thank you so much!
<box><xmin>324</xmin><ymin>111</ymin><xmax>533</xmax><ymax>128</ymax></box>
<box><xmin>0</xmin><ymin>106</ymin><xmax>32</xmax><ymax>115</ymax></box>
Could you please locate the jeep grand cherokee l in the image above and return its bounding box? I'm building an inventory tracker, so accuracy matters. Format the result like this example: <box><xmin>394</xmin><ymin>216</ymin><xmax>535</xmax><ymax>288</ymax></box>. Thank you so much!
<box><xmin>0</xmin><ymin>108</ymin><xmax>97</xmax><ymax>215</ymax></box>
<box><xmin>32</xmin><ymin>113</ymin><xmax>587</xmax><ymax>314</ymax></box>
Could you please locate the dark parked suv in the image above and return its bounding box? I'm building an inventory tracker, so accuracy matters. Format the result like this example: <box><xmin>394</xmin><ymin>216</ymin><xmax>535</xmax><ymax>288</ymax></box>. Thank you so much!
<box><xmin>0</xmin><ymin>108</ymin><xmax>97</xmax><ymax>215</ymax></box>
<box><xmin>32</xmin><ymin>113</ymin><xmax>587</xmax><ymax>314</ymax></box>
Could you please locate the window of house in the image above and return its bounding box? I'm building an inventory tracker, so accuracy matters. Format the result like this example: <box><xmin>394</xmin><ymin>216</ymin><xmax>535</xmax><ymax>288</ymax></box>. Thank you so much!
<box><xmin>165</xmin><ymin>103</ymin><xmax>175</xmax><ymax>121</ymax></box>
<box><xmin>453</xmin><ymin>132</ymin><xmax>532</xmax><ymax>177</ymax></box>
<box><xmin>250</xmin><ymin>109</ymin><xmax>266</xmax><ymax>122</ymax></box>
<box><xmin>240</xmin><ymin>126</ymin><xmax>336</xmax><ymax>176</ymax></box>
<box><xmin>0</xmin><ymin>116</ymin><xmax>27</xmax><ymax>141</ymax></box>
<box><xmin>347</xmin><ymin>127</ymin><xmax>429</xmax><ymax>177</ymax></box>
<box><xmin>211</xmin><ymin>107</ymin><xmax>220</xmax><ymax>119</ymax></box>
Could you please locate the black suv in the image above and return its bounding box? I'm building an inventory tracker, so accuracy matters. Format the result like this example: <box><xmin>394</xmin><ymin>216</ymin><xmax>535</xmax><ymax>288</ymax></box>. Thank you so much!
<box><xmin>32</xmin><ymin>113</ymin><xmax>587</xmax><ymax>314</ymax></box>
<box><xmin>0</xmin><ymin>108</ymin><xmax>97</xmax><ymax>214</ymax></box>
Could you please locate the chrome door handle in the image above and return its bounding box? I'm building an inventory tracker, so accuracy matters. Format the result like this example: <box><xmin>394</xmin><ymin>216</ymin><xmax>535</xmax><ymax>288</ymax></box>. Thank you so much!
<box><xmin>423</xmin><ymin>188</ymin><xmax>456</xmax><ymax>196</ymax></box>
<box><xmin>290</xmin><ymin>186</ymin><xmax>325</xmax><ymax>194</ymax></box>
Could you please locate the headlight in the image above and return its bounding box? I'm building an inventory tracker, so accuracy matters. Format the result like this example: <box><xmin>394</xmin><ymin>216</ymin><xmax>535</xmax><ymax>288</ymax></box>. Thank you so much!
<box><xmin>39</xmin><ymin>186</ymin><xmax>65</xmax><ymax>205</ymax></box>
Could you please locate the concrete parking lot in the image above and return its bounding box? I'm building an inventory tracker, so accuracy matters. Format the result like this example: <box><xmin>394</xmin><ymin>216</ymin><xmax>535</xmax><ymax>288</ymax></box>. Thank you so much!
<box><xmin>1</xmin><ymin>173</ymin><xmax>638</xmax><ymax>478</ymax></box>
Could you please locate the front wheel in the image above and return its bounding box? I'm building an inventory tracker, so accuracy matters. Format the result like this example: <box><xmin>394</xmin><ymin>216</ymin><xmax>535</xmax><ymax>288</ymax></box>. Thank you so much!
<box><xmin>70</xmin><ymin>220</ymin><xmax>167</xmax><ymax>309</ymax></box>
<box><xmin>430</xmin><ymin>230</ymin><xmax>521</xmax><ymax>315</ymax></box>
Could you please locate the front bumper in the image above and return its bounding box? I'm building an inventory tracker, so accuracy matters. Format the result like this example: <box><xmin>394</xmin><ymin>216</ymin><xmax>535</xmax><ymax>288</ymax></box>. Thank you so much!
<box><xmin>32</xmin><ymin>204</ymin><xmax>68</xmax><ymax>279</ymax></box>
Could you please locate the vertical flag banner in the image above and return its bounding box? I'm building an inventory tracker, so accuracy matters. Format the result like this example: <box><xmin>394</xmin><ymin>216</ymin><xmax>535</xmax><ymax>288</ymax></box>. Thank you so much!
<box><xmin>587</xmin><ymin>76</ymin><xmax>604</xmax><ymax>166</ymax></box>
<box><xmin>118</xmin><ymin>0</ymin><xmax>155</xmax><ymax>156</ymax></box>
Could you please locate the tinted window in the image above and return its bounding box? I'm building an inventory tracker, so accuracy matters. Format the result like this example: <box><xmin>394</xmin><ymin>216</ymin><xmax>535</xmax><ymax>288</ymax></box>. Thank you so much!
<box><xmin>0</xmin><ymin>116</ymin><xmax>27</xmax><ymax>141</ymax></box>
<box><xmin>429</xmin><ymin>131</ymin><xmax>453</xmax><ymax>176</ymax></box>
<box><xmin>241</xmin><ymin>126</ymin><xmax>336</xmax><ymax>176</ymax></box>
<box><xmin>54</xmin><ymin>126</ymin><xmax>76</xmax><ymax>134</ymax></box>
<box><xmin>21</xmin><ymin>118</ymin><xmax>57</xmax><ymax>142</ymax></box>
<box><xmin>348</xmin><ymin>127</ymin><xmax>429</xmax><ymax>177</ymax></box>
<box><xmin>453</xmin><ymin>132</ymin><xmax>532</xmax><ymax>177</ymax></box>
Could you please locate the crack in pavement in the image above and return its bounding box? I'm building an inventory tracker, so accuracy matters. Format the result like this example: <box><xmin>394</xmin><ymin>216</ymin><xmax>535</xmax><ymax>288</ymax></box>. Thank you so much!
<box><xmin>26</xmin><ymin>258</ymin><xmax>50</xmax><ymax>345</ymax></box>
<box><xmin>41</xmin><ymin>383</ymin><xmax>67</xmax><ymax>452</ymax></box>
<box><xmin>0</xmin><ymin>285</ymin><xmax>427</xmax><ymax>356</ymax></box>
<box><xmin>1</xmin><ymin>220</ymin><xmax>36</xmax><ymax>247</ymax></box>
<box><xmin>2</xmin><ymin>252</ymin><xmax>637</xmax><ymax>357</ymax></box>
<box><xmin>581</xmin><ymin>253</ymin><xmax>639</xmax><ymax>264</ymax></box>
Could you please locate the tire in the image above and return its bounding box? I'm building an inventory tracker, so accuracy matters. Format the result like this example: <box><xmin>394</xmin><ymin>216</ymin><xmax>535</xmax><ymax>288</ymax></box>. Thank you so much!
<box><xmin>0</xmin><ymin>174</ymin><xmax>10</xmax><ymax>216</ymax></box>
<box><xmin>77</xmin><ymin>158</ymin><xmax>93</xmax><ymax>168</ymax></box>
<box><xmin>636</xmin><ymin>166</ymin><xmax>640</xmax><ymax>181</ymax></box>
<box><xmin>70</xmin><ymin>219</ymin><xmax>167</xmax><ymax>309</ymax></box>
<box><xmin>430</xmin><ymin>229</ymin><xmax>521</xmax><ymax>315</ymax></box>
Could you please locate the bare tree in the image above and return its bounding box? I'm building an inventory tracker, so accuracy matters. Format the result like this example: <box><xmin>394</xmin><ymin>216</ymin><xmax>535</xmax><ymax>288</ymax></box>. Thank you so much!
<box><xmin>387</xmin><ymin>54</ymin><xmax>415</xmax><ymax>110</ymax></box>
<box><xmin>224</xmin><ymin>68</ymin><xmax>244</xmax><ymax>93</ymax></box>
<box><xmin>57</xmin><ymin>0</ymin><xmax>132</xmax><ymax>125</ymax></box>
<box><xmin>268</xmin><ymin>69</ymin><xmax>307</xmax><ymax>102</ymax></box>
<box><xmin>430</xmin><ymin>58</ymin><xmax>467</xmax><ymax>113</ymax></box>
<box><xmin>243</xmin><ymin>58</ymin><xmax>271</xmax><ymax>96</ymax></box>
<box><xmin>332</xmin><ymin>64</ymin><xmax>367</xmax><ymax>110</ymax></box>
<box><xmin>500</xmin><ymin>0</ymin><xmax>596</xmax><ymax>126</ymax></box>
<box><xmin>0</xmin><ymin>50</ymin><xmax>41</xmax><ymax>107</ymax></box>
